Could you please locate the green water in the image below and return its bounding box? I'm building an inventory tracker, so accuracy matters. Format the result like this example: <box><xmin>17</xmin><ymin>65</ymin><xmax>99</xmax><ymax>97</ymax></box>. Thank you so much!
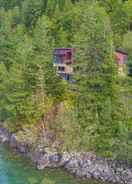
<box><xmin>0</xmin><ymin>145</ymin><xmax>107</xmax><ymax>184</ymax></box>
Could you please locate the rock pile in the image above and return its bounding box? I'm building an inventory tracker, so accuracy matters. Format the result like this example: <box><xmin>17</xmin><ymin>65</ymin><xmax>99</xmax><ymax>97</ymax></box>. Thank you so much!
<box><xmin>0</xmin><ymin>125</ymin><xmax>132</xmax><ymax>184</ymax></box>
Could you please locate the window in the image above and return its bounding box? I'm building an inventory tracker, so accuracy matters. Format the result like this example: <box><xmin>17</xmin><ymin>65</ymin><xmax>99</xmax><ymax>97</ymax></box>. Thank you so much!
<box><xmin>66</xmin><ymin>51</ymin><xmax>72</xmax><ymax>60</ymax></box>
<box><xmin>58</xmin><ymin>66</ymin><xmax>65</xmax><ymax>72</ymax></box>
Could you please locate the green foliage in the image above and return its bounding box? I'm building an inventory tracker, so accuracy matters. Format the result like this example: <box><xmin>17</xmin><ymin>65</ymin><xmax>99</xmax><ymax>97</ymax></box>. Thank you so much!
<box><xmin>0</xmin><ymin>12</ymin><xmax>66</xmax><ymax>124</ymax></box>
<box><xmin>72</xmin><ymin>3</ymin><xmax>115</xmax><ymax>153</ymax></box>
<box><xmin>123</xmin><ymin>0</ymin><xmax>132</xmax><ymax>31</ymax></box>
<box><xmin>0</xmin><ymin>0</ymin><xmax>24</xmax><ymax>9</ymax></box>
<box><xmin>0</xmin><ymin>0</ymin><xmax>132</xmax><ymax>163</ymax></box>
<box><xmin>21</xmin><ymin>0</ymin><xmax>44</xmax><ymax>28</ymax></box>
<box><xmin>54</xmin><ymin>109</ymin><xmax>81</xmax><ymax>152</ymax></box>
<box><xmin>123</xmin><ymin>31</ymin><xmax>132</xmax><ymax>59</ymax></box>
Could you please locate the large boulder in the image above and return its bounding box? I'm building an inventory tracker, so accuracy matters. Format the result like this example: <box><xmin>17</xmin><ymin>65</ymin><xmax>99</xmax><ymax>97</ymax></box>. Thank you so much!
<box><xmin>10</xmin><ymin>134</ymin><xmax>17</xmax><ymax>148</ymax></box>
<box><xmin>32</xmin><ymin>146</ymin><xmax>61</xmax><ymax>170</ymax></box>
<box><xmin>0</xmin><ymin>126</ymin><xmax>10</xmax><ymax>143</ymax></box>
<box><xmin>10</xmin><ymin>134</ymin><xmax>29</xmax><ymax>155</ymax></box>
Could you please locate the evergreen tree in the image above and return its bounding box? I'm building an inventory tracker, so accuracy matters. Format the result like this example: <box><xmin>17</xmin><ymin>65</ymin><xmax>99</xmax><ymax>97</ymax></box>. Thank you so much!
<box><xmin>73</xmin><ymin>3</ymin><xmax>116</xmax><ymax>153</ymax></box>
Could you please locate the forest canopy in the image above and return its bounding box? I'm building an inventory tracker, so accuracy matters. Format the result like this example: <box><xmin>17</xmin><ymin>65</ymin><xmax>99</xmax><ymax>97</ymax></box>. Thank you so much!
<box><xmin>0</xmin><ymin>0</ymin><xmax>132</xmax><ymax>163</ymax></box>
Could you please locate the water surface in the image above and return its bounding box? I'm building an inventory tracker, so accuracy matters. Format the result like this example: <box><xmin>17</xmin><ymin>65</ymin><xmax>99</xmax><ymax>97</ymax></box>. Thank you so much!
<box><xmin>0</xmin><ymin>145</ymin><xmax>108</xmax><ymax>184</ymax></box>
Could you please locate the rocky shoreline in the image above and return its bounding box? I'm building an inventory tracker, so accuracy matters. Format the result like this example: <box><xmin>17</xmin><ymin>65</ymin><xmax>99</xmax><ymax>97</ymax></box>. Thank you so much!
<box><xmin>0</xmin><ymin>125</ymin><xmax>132</xmax><ymax>184</ymax></box>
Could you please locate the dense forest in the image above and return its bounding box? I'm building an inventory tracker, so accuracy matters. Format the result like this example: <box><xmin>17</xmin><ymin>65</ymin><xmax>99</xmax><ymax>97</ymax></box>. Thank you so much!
<box><xmin>0</xmin><ymin>0</ymin><xmax>132</xmax><ymax>163</ymax></box>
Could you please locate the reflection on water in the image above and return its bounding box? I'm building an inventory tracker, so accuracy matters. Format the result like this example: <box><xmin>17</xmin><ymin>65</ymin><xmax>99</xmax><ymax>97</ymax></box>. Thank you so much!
<box><xmin>0</xmin><ymin>145</ymin><xmax>107</xmax><ymax>184</ymax></box>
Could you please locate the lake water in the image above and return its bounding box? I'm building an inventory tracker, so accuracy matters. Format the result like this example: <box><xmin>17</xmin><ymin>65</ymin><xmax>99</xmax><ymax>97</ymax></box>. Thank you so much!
<box><xmin>0</xmin><ymin>145</ymin><xmax>108</xmax><ymax>184</ymax></box>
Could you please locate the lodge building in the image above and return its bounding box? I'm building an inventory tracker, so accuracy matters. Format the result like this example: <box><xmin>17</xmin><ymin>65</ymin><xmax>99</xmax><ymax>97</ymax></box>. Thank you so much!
<box><xmin>114</xmin><ymin>49</ymin><xmax>128</xmax><ymax>76</ymax></box>
<box><xmin>53</xmin><ymin>48</ymin><xmax>74</xmax><ymax>81</ymax></box>
<box><xmin>53</xmin><ymin>48</ymin><xmax>130</xmax><ymax>80</ymax></box>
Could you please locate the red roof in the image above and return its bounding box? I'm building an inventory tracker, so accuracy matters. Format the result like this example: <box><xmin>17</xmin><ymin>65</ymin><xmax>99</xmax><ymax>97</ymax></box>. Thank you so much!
<box><xmin>115</xmin><ymin>51</ymin><xmax>128</xmax><ymax>65</ymax></box>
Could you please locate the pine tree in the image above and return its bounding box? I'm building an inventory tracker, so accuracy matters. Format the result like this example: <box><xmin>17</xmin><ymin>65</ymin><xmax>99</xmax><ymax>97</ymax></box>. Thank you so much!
<box><xmin>73</xmin><ymin>3</ymin><xmax>116</xmax><ymax>152</ymax></box>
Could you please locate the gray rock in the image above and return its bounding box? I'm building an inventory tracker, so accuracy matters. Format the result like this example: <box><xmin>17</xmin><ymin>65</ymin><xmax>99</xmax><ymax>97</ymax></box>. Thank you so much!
<box><xmin>37</xmin><ymin>153</ymin><xmax>50</xmax><ymax>170</ymax></box>
<box><xmin>1</xmin><ymin>124</ymin><xmax>132</xmax><ymax>184</ymax></box>
<box><xmin>0</xmin><ymin>126</ymin><xmax>10</xmax><ymax>143</ymax></box>
<box><xmin>60</xmin><ymin>152</ymin><xmax>72</xmax><ymax>166</ymax></box>
<box><xmin>10</xmin><ymin>134</ymin><xmax>17</xmax><ymax>148</ymax></box>
<box><xmin>18</xmin><ymin>143</ymin><xmax>29</xmax><ymax>154</ymax></box>
<box><xmin>49</xmin><ymin>153</ymin><xmax>61</xmax><ymax>163</ymax></box>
